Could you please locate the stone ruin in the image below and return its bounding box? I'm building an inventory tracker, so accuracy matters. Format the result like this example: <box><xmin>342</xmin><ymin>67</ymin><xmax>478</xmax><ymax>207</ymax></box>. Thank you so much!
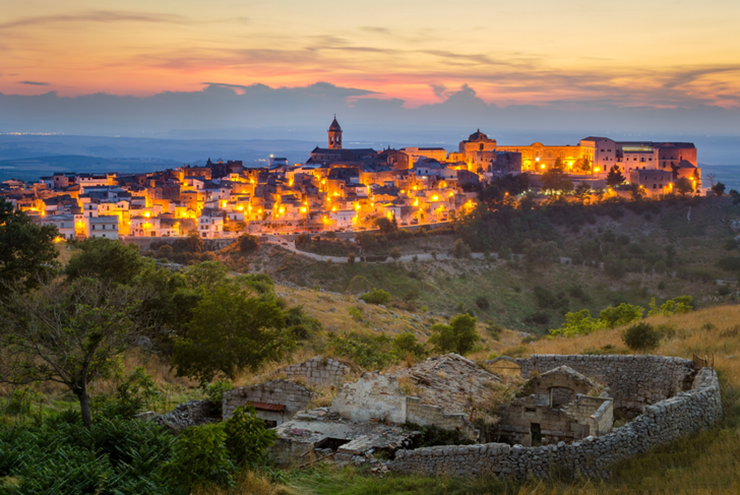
<box><xmin>276</xmin><ymin>356</ymin><xmax>351</xmax><ymax>387</ymax></box>
<box><xmin>493</xmin><ymin>366</ymin><xmax>613</xmax><ymax>446</ymax></box>
<box><xmin>151</xmin><ymin>353</ymin><xmax>722</xmax><ymax>479</ymax></box>
<box><xmin>392</xmin><ymin>354</ymin><xmax>721</xmax><ymax>479</ymax></box>
<box><xmin>222</xmin><ymin>379</ymin><xmax>313</xmax><ymax>427</ymax></box>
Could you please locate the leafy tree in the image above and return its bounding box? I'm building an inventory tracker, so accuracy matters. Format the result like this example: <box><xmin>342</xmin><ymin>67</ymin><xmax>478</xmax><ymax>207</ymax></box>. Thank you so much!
<box><xmin>428</xmin><ymin>313</ymin><xmax>479</xmax><ymax>355</ymax></box>
<box><xmin>390</xmin><ymin>247</ymin><xmax>402</xmax><ymax>260</ymax></box>
<box><xmin>477</xmin><ymin>174</ymin><xmax>530</xmax><ymax>209</ymax></box>
<box><xmin>626</xmin><ymin>183</ymin><xmax>645</xmax><ymax>200</ymax></box>
<box><xmin>374</xmin><ymin>216</ymin><xmax>398</xmax><ymax>235</ymax></box>
<box><xmin>574</xmin><ymin>182</ymin><xmax>591</xmax><ymax>202</ymax></box>
<box><xmin>66</xmin><ymin>237</ymin><xmax>147</xmax><ymax>285</ymax></box>
<box><xmin>223</xmin><ymin>405</ymin><xmax>278</xmax><ymax>468</ymax></box>
<box><xmin>674</xmin><ymin>177</ymin><xmax>694</xmax><ymax>196</ymax></box>
<box><xmin>648</xmin><ymin>296</ymin><xmax>693</xmax><ymax>316</ymax></box>
<box><xmin>712</xmin><ymin>182</ymin><xmax>726</xmax><ymax>197</ymax></box>
<box><xmin>622</xmin><ymin>322</ymin><xmax>661</xmax><ymax>351</ymax></box>
<box><xmin>392</xmin><ymin>332</ymin><xmax>426</xmax><ymax>359</ymax></box>
<box><xmin>237</xmin><ymin>233</ymin><xmax>260</xmax><ymax>252</ymax></box>
<box><xmin>599</xmin><ymin>303</ymin><xmax>645</xmax><ymax>328</ymax></box>
<box><xmin>605</xmin><ymin>165</ymin><xmax>626</xmax><ymax>187</ymax></box>
<box><xmin>359</xmin><ymin>288</ymin><xmax>392</xmax><ymax>305</ymax></box>
<box><xmin>549</xmin><ymin>309</ymin><xmax>604</xmax><ymax>337</ymax></box>
<box><xmin>575</xmin><ymin>157</ymin><xmax>591</xmax><ymax>173</ymax></box>
<box><xmin>0</xmin><ymin>278</ymin><xmax>142</xmax><ymax>426</ymax></box>
<box><xmin>540</xmin><ymin>167</ymin><xmax>573</xmax><ymax>193</ymax></box>
<box><xmin>347</xmin><ymin>251</ymin><xmax>356</xmax><ymax>264</ymax></box>
<box><xmin>181</xmin><ymin>260</ymin><xmax>228</xmax><ymax>290</ymax></box>
<box><xmin>453</xmin><ymin>238</ymin><xmax>471</xmax><ymax>259</ymax></box>
<box><xmin>0</xmin><ymin>197</ymin><xmax>59</xmax><ymax>294</ymax></box>
<box><xmin>172</xmin><ymin>281</ymin><xmax>292</xmax><ymax>384</ymax></box>
<box><xmin>522</xmin><ymin>239</ymin><xmax>559</xmax><ymax>267</ymax></box>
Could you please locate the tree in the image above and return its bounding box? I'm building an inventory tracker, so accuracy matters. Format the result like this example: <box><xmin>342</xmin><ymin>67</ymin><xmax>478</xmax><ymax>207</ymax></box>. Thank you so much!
<box><xmin>347</xmin><ymin>251</ymin><xmax>357</xmax><ymax>264</ymax></box>
<box><xmin>237</xmin><ymin>233</ymin><xmax>259</xmax><ymax>252</ymax></box>
<box><xmin>428</xmin><ymin>313</ymin><xmax>479</xmax><ymax>355</ymax></box>
<box><xmin>674</xmin><ymin>177</ymin><xmax>694</xmax><ymax>196</ymax></box>
<box><xmin>359</xmin><ymin>288</ymin><xmax>392</xmax><ymax>305</ymax></box>
<box><xmin>390</xmin><ymin>247</ymin><xmax>402</xmax><ymax>260</ymax></box>
<box><xmin>522</xmin><ymin>239</ymin><xmax>559</xmax><ymax>267</ymax></box>
<box><xmin>549</xmin><ymin>309</ymin><xmax>604</xmax><ymax>337</ymax></box>
<box><xmin>626</xmin><ymin>183</ymin><xmax>645</xmax><ymax>200</ymax></box>
<box><xmin>605</xmin><ymin>165</ymin><xmax>626</xmax><ymax>187</ymax></box>
<box><xmin>570</xmin><ymin>157</ymin><xmax>590</xmax><ymax>173</ymax></box>
<box><xmin>172</xmin><ymin>281</ymin><xmax>292</xmax><ymax>384</ymax></box>
<box><xmin>599</xmin><ymin>303</ymin><xmax>644</xmax><ymax>328</ymax></box>
<box><xmin>712</xmin><ymin>182</ymin><xmax>726</xmax><ymax>197</ymax></box>
<box><xmin>574</xmin><ymin>183</ymin><xmax>591</xmax><ymax>202</ymax></box>
<box><xmin>0</xmin><ymin>197</ymin><xmax>59</xmax><ymax>294</ymax></box>
<box><xmin>0</xmin><ymin>278</ymin><xmax>142</xmax><ymax>426</ymax></box>
<box><xmin>374</xmin><ymin>217</ymin><xmax>398</xmax><ymax>235</ymax></box>
<box><xmin>540</xmin><ymin>167</ymin><xmax>573</xmax><ymax>193</ymax></box>
<box><xmin>453</xmin><ymin>238</ymin><xmax>471</xmax><ymax>259</ymax></box>
<box><xmin>66</xmin><ymin>237</ymin><xmax>147</xmax><ymax>285</ymax></box>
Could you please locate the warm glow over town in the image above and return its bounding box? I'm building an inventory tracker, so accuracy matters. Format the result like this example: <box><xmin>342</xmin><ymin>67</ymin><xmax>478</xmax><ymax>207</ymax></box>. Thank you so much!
<box><xmin>0</xmin><ymin>118</ymin><xmax>701</xmax><ymax>240</ymax></box>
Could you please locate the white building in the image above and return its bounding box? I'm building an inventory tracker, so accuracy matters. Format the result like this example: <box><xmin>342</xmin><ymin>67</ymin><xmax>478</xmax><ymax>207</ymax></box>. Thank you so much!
<box><xmin>86</xmin><ymin>216</ymin><xmax>119</xmax><ymax>240</ymax></box>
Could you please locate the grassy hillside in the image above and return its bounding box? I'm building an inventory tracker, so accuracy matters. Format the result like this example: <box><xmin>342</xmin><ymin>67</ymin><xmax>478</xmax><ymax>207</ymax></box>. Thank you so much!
<box><xmin>285</xmin><ymin>305</ymin><xmax>740</xmax><ymax>494</ymax></box>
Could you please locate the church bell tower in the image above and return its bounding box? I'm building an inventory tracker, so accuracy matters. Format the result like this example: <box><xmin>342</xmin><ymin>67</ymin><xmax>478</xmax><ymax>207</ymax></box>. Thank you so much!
<box><xmin>328</xmin><ymin>115</ymin><xmax>342</xmax><ymax>150</ymax></box>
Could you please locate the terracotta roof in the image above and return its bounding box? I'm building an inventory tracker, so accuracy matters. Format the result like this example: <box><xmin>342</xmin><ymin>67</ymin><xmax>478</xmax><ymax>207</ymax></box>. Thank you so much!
<box><xmin>247</xmin><ymin>401</ymin><xmax>285</xmax><ymax>412</ymax></box>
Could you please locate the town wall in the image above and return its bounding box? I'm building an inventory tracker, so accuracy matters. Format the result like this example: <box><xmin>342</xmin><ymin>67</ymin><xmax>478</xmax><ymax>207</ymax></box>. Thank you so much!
<box><xmin>278</xmin><ymin>357</ymin><xmax>351</xmax><ymax>387</ymax></box>
<box><xmin>392</xmin><ymin>363</ymin><xmax>721</xmax><ymax>479</ymax></box>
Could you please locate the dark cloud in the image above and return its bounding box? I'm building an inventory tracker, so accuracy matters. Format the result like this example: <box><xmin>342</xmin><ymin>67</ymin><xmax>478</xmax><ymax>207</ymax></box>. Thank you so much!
<box><xmin>19</xmin><ymin>81</ymin><xmax>49</xmax><ymax>86</ymax></box>
<box><xmin>0</xmin><ymin>10</ymin><xmax>188</xmax><ymax>30</ymax></box>
<box><xmin>0</xmin><ymin>82</ymin><xmax>738</xmax><ymax>144</ymax></box>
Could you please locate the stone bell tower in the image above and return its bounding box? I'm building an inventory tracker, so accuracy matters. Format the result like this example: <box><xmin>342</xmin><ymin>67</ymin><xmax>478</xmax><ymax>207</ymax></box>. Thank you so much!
<box><xmin>328</xmin><ymin>115</ymin><xmax>342</xmax><ymax>150</ymax></box>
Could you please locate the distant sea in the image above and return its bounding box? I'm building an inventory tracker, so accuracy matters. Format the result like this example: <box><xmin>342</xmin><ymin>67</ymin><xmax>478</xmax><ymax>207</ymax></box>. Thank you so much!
<box><xmin>699</xmin><ymin>164</ymin><xmax>740</xmax><ymax>192</ymax></box>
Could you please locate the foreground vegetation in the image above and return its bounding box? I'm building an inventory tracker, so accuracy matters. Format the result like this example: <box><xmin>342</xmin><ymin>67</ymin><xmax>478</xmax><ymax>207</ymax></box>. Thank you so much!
<box><xmin>3</xmin><ymin>194</ymin><xmax>740</xmax><ymax>493</ymax></box>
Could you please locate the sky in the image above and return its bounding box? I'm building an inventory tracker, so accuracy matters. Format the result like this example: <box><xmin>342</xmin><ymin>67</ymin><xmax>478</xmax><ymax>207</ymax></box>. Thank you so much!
<box><xmin>1</xmin><ymin>0</ymin><xmax>739</xmax><ymax>140</ymax></box>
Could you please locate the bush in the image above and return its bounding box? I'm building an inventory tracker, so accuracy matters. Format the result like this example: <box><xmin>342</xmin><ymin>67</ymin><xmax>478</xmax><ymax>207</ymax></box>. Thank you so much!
<box><xmin>205</xmin><ymin>380</ymin><xmax>233</xmax><ymax>414</ymax></box>
<box><xmin>359</xmin><ymin>288</ymin><xmax>392</xmax><ymax>305</ymax></box>
<box><xmin>599</xmin><ymin>303</ymin><xmax>645</xmax><ymax>328</ymax></box>
<box><xmin>392</xmin><ymin>332</ymin><xmax>426</xmax><ymax>358</ymax></box>
<box><xmin>484</xmin><ymin>321</ymin><xmax>504</xmax><ymax>340</ymax></box>
<box><xmin>475</xmin><ymin>295</ymin><xmax>490</xmax><ymax>310</ymax></box>
<box><xmin>164</xmin><ymin>423</ymin><xmax>234</xmax><ymax>491</ymax></box>
<box><xmin>428</xmin><ymin>313</ymin><xmax>479</xmax><ymax>355</ymax></box>
<box><xmin>223</xmin><ymin>405</ymin><xmax>278</xmax><ymax>468</ymax></box>
<box><xmin>622</xmin><ymin>322</ymin><xmax>661</xmax><ymax>351</ymax></box>
<box><xmin>238</xmin><ymin>234</ymin><xmax>260</xmax><ymax>253</ymax></box>
<box><xmin>453</xmin><ymin>239</ymin><xmax>471</xmax><ymax>259</ymax></box>
<box><xmin>330</xmin><ymin>332</ymin><xmax>393</xmax><ymax>369</ymax></box>
<box><xmin>94</xmin><ymin>367</ymin><xmax>159</xmax><ymax>420</ymax></box>
<box><xmin>404</xmin><ymin>423</ymin><xmax>475</xmax><ymax>448</ymax></box>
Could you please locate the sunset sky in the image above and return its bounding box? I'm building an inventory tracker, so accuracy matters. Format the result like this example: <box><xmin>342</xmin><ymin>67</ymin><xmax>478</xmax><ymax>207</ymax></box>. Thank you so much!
<box><xmin>3</xmin><ymin>0</ymin><xmax>739</xmax><ymax>110</ymax></box>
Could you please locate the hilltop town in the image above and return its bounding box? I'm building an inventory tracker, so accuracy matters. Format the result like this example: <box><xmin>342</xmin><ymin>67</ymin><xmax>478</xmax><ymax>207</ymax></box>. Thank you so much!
<box><xmin>0</xmin><ymin>118</ymin><xmax>701</xmax><ymax>241</ymax></box>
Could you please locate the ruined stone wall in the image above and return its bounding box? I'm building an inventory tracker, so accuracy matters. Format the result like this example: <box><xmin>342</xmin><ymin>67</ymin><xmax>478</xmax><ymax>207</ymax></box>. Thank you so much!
<box><xmin>392</xmin><ymin>367</ymin><xmax>721</xmax><ymax>479</ymax></box>
<box><xmin>516</xmin><ymin>354</ymin><xmax>695</xmax><ymax>412</ymax></box>
<box><xmin>331</xmin><ymin>373</ymin><xmax>407</xmax><ymax>424</ymax></box>
<box><xmin>406</xmin><ymin>397</ymin><xmax>475</xmax><ymax>439</ymax></box>
<box><xmin>222</xmin><ymin>379</ymin><xmax>312</xmax><ymax>423</ymax></box>
<box><xmin>278</xmin><ymin>357</ymin><xmax>350</xmax><ymax>387</ymax></box>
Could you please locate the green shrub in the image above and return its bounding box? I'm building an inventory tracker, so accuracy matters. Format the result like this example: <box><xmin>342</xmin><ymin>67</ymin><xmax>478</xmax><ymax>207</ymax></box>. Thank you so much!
<box><xmin>622</xmin><ymin>322</ymin><xmax>661</xmax><ymax>351</ymax></box>
<box><xmin>550</xmin><ymin>309</ymin><xmax>604</xmax><ymax>337</ymax></box>
<box><xmin>428</xmin><ymin>314</ymin><xmax>479</xmax><ymax>355</ymax></box>
<box><xmin>718</xmin><ymin>256</ymin><xmax>740</xmax><ymax>273</ymax></box>
<box><xmin>205</xmin><ymin>380</ymin><xmax>233</xmax><ymax>413</ymax></box>
<box><xmin>164</xmin><ymin>423</ymin><xmax>234</xmax><ymax>491</ymax></box>
<box><xmin>484</xmin><ymin>321</ymin><xmax>504</xmax><ymax>340</ymax></box>
<box><xmin>331</xmin><ymin>332</ymin><xmax>393</xmax><ymax>369</ymax></box>
<box><xmin>238</xmin><ymin>234</ymin><xmax>260</xmax><ymax>252</ymax></box>
<box><xmin>94</xmin><ymin>367</ymin><xmax>159</xmax><ymax>420</ymax></box>
<box><xmin>392</xmin><ymin>332</ymin><xmax>426</xmax><ymax>359</ymax></box>
<box><xmin>223</xmin><ymin>405</ymin><xmax>277</xmax><ymax>468</ymax></box>
<box><xmin>475</xmin><ymin>295</ymin><xmax>490</xmax><ymax>310</ymax></box>
<box><xmin>599</xmin><ymin>303</ymin><xmax>645</xmax><ymax>328</ymax></box>
<box><xmin>360</xmin><ymin>288</ymin><xmax>392</xmax><ymax>305</ymax></box>
<box><xmin>348</xmin><ymin>306</ymin><xmax>365</xmax><ymax>322</ymax></box>
<box><xmin>403</xmin><ymin>423</ymin><xmax>475</xmax><ymax>448</ymax></box>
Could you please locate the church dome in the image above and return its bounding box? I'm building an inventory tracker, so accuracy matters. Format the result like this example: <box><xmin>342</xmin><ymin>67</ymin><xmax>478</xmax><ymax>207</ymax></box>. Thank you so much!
<box><xmin>468</xmin><ymin>129</ymin><xmax>489</xmax><ymax>141</ymax></box>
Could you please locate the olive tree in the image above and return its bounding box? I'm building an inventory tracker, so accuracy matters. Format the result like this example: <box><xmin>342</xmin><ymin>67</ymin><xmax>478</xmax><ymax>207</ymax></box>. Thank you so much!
<box><xmin>0</xmin><ymin>278</ymin><xmax>142</xmax><ymax>426</ymax></box>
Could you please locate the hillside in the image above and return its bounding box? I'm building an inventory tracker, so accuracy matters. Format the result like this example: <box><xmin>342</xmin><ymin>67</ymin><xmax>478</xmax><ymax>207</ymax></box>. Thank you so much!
<box><xmin>218</xmin><ymin>197</ymin><xmax>740</xmax><ymax>334</ymax></box>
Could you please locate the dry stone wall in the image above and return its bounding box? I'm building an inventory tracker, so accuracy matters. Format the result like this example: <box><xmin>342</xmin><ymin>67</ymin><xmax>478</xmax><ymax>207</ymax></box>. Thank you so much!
<box><xmin>392</xmin><ymin>359</ymin><xmax>721</xmax><ymax>479</ymax></box>
<box><xmin>278</xmin><ymin>357</ymin><xmax>350</xmax><ymax>387</ymax></box>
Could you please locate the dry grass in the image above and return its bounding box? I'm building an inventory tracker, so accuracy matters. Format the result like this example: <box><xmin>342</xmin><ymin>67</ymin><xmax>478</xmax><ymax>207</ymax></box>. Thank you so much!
<box><xmin>193</xmin><ymin>471</ymin><xmax>293</xmax><ymax>495</ymax></box>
